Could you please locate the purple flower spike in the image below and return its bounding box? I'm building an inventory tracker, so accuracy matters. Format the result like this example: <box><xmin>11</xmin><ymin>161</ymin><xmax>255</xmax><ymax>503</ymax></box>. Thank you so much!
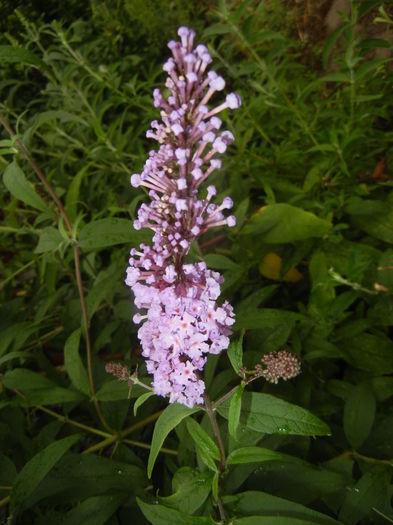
<box><xmin>125</xmin><ymin>27</ymin><xmax>240</xmax><ymax>407</ymax></box>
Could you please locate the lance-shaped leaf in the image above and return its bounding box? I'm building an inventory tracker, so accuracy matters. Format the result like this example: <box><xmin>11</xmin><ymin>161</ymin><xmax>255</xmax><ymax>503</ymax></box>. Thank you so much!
<box><xmin>148</xmin><ymin>404</ymin><xmax>199</xmax><ymax>478</ymax></box>
<box><xmin>10</xmin><ymin>434</ymin><xmax>80</xmax><ymax>515</ymax></box>
<box><xmin>218</xmin><ymin>392</ymin><xmax>330</xmax><ymax>436</ymax></box>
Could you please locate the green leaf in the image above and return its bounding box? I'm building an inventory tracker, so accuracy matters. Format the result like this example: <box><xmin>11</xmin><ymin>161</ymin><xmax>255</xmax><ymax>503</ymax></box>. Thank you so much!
<box><xmin>0</xmin><ymin>454</ymin><xmax>17</xmax><ymax>485</ymax></box>
<box><xmin>78</xmin><ymin>218</ymin><xmax>151</xmax><ymax>251</ymax></box>
<box><xmin>0</xmin><ymin>45</ymin><xmax>49</xmax><ymax>71</ymax></box>
<box><xmin>235</xmin><ymin>308</ymin><xmax>300</xmax><ymax>331</ymax></box>
<box><xmin>158</xmin><ymin>467</ymin><xmax>213</xmax><ymax>514</ymax></box>
<box><xmin>0</xmin><ymin>350</ymin><xmax>30</xmax><ymax>368</ymax></box>
<box><xmin>96</xmin><ymin>379</ymin><xmax>130</xmax><ymax>401</ymax></box>
<box><xmin>224</xmin><ymin>491</ymin><xmax>342</xmax><ymax>525</ymax></box>
<box><xmin>339</xmin><ymin>469</ymin><xmax>390</xmax><ymax>525</ymax></box>
<box><xmin>35</xmin><ymin>227</ymin><xmax>64</xmax><ymax>253</ymax></box>
<box><xmin>346</xmin><ymin>200</ymin><xmax>393</xmax><ymax>244</ymax></box>
<box><xmin>148</xmin><ymin>404</ymin><xmax>199</xmax><ymax>478</ymax></box>
<box><xmin>10</xmin><ymin>434</ymin><xmax>80</xmax><ymax>515</ymax></box>
<box><xmin>0</xmin><ymin>322</ymin><xmax>38</xmax><ymax>357</ymax></box>
<box><xmin>340</xmin><ymin>333</ymin><xmax>393</xmax><ymax>374</ymax></box>
<box><xmin>44</xmin><ymin>494</ymin><xmax>126</xmax><ymax>525</ymax></box>
<box><xmin>204</xmin><ymin>253</ymin><xmax>239</xmax><ymax>270</ymax></box>
<box><xmin>227</xmin><ymin>446</ymin><xmax>303</xmax><ymax>465</ymax></box>
<box><xmin>186</xmin><ymin>418</ymin><xmax>219</xmax><ymax>472</ymax></box>
<box><xmin>242</xmin><ymin>204</ymin><xmax>331</xmax><ymax>243</ymax></box>
<box><xmin>211</xmin><ymin>471</ymin><xmax>219</xmax><ymax>502</ymax></box>
<box><xmin>227</xmin><ymin>331</ymin><xmax>244</xmax><ymax>373</ymax></box>
<box><xmin>137</xmin><ymin>498</ymin><xmax>215</xmax><ymax>525</ymax></box>
<box><xmin>228</xmin><ymin>385</ymin><xmax>243</xmax><ymax>440</ymax></box>
<box><xmin>355</xmin><ymin>57</ymin><xmax>392</xmax><ymax>82</ymax></box>
<box><xmin>203</xmin><ymin>23</ymin><xmax>232</xmax><ymax>37</ymax></box>
<box><xmin>85</xmin><ymin>265</ymin><xmax>119</xmax><ymax>321</ymax></box>
<box><xmin>322</xmin><ymin>23</ymin><xmax>348</xmax><ymax>69</ymax></box>
<box><xmin>218</xmin><ymin>392</ymin><xmax>330</xmax><ymax>436</ymax></box>
<box><xmin>65</xmin><ymin>165</ymin><xmax>88</xmax><ymax>221</ymax></box>
<box><xmin>64</xmin><ymin>328</ymin><xmax>90</xmax><ymax>396</ymax></box>
<box><xmin>28</xmin><ymin>453</ymin><xmax>147</xmax><ymax>507</ymax></box>
<box><xmin>343</xmin><ymin>383</ymin><xmax>376</xmax><ymax>449</ymax></box>
<box><xmin>134</xmin><ymin>391</ymin><xmax>155</xmax><ymax>416</ymax></box>
<box><xmin>3</xmin><ymin>161</ymin><xmax>49</xmax><ymax>212</ymax></box>
<box><xmin>2</xmin><ymin>368</ymin><xmax>85</xmax><ymax>405</ymax></box>
<box><xmin>231</xmin><ymin>516</ymin><xmax>336</xmax><ymax>524</ymax></box>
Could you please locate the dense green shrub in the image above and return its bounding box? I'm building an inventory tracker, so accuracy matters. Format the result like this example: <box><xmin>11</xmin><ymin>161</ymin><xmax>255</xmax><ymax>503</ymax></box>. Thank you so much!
<box><xmin>1</xmin><ymin>1</ymin><xmax>393</xmax><ymax>524</ymax></box>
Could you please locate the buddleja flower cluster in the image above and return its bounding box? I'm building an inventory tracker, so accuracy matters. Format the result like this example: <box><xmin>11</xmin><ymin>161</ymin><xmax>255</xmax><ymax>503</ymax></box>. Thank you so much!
<box><xmin>125</xmin><ymin>27</ymin><xmax>241</xmax><ymax>408</ymax></box>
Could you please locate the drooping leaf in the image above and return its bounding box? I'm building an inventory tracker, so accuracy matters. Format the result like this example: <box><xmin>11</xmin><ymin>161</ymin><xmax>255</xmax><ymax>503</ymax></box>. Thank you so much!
<box><xmin>186</xmin><ymin>418</ymin><xmax>219</xmax><ymax>472</ymax></box>
<box><xmin>228</xmin><ymin>385</ymin><xmax>243</xmax><ymax>440</ymax></box>
<box><xmin>35</xmin><ymin>227</ymin><xmax>64</xmax><ymax>253</ymax></box>
<box><xmin>158</xmin><ymin>467</ymin><xmax>213</xmax><ymax>514</ymax></box>
<box><xmin>65</xmin><ymin>165</ymin><xmax>88</xmax><ymax>221</ymax></box>
<box><xmin>227</xmin><ymin>331</ymin><xmax>244</xmax><ymax>374</ymax></box>
<box><xmin>148</xmin><ymin>404</ymin><xmax>199</xmax><ymax>478</ymax></box>
<box><xmin>3</xmin><ymin>161</ymin><xmax>49</xmax><ymax>212</ymax></box>
<box><xmin>64</xmin><ymin>328</ymin><xmax>90</xmax><ymax>396</ymax></box>
<box><xmin>133</xmin><ymin>391</ymin><xmax>155</xmax><ymax>416</ymax></box>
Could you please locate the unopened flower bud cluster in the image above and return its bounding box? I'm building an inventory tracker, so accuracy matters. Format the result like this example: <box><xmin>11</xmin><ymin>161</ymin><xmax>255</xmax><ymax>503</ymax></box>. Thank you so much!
<box><xmin>125</xmin><ymin>27</ymin><xmax>241</xmax><ymax>407</ymax></box>
<box><xmin>260</xmin><ymin>350</ymin><xmax>301</xmax><ymax>384</ymax></box>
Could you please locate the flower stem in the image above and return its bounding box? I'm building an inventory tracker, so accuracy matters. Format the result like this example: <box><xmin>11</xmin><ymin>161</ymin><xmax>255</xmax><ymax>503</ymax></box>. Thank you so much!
<box><xmin>203</xmin><ymin>392</ymin><xmax>226</xmax><ymax>522</ymax></box>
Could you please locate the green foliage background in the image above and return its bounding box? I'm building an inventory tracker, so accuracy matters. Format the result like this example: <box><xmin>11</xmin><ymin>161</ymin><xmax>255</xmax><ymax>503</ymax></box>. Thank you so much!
<box><xmin>1</xmin><ymin>0</ymin><xmax>393</xmax><ymax>524</ymax></box>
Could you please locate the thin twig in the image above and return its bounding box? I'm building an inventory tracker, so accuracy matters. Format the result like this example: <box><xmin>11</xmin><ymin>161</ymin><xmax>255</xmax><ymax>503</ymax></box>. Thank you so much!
<box><xmin>334</xmin><ymin>450</ymin><xmax>393</xmax><ymax>467</ymax></box>
<box><xmin>122</xmin><ymin>439</ymin><xmax>178</xmax><ymax>455</ymax></box>
<box><xmin>199</xmin><ymin>234</ymin><xmax>226</xmax><ymax>252</ymax></box>
<box><xmin>203</xmin><ymin>392</ymin><xmax>226</xmax><ymax>522</ymax></box>
<box><xmin>0</xmin><ymin>114</ymin><xmax>109</xmax><ymax>431</ymax></box>
<box><xmin>36</xmin><ymin>406</ymin><xmax>111</xmax><ymax>438</ymax></box>
<box><xmin>82</xmin><ymin>410</ymin><xmax>163</xmax><ymax>455</ymax></box>
<box><xmin>0</xmin><ymin>496</ymin><xmax>10</xmax><ymax>508</ymax></box>
<box><xmin>212</xmin><ymin>374</ymin><xmax>260</xmax><ymax>410</ymax></box>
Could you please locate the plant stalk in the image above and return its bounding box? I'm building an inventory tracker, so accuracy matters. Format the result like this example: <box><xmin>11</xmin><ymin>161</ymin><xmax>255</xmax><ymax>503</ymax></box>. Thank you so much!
<box><xmin>203</xmin><ymin>392</ymin><xmax>227</xmax><ymax>522</ymax></box>
<box><xmin>0</xmin><ymin>114</ymin><xmax>110</xmax><ymax>432</ymax></box>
